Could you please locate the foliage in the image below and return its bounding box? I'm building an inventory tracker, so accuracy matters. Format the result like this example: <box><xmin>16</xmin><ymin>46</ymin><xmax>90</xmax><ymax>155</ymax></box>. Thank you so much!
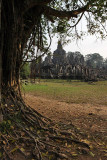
<box><xmin>67</xmin><ymin>51</ymin><xmax>84</xmax><ymax>65</ymax></box>
<box><xmin>4</xmin><ymin>0</ymin><xmax>106</xmax><ymax>62</ymax></box>
<box><xmin>85</xmin><ymin>53</ymin><xmax>104</xmax><ymax>68</ymax></box>
<box><xmin>49</xmin><ymin>0</ymin><xmax>107</xmax><ymax>41</ymax></box>
<box><xmin>0</xmin><ymin>120</ymin><xmax>13</xmax><ymax>134</ymax></box>
<box><xmin>104</xmin><ymin>58</ymin><xmax>107</xmax><ymax>70</ymax></box>
<box><xmin>20</xmin><ymin>63</ymin><xmax>30</xmax><ymax>79</ymax></box>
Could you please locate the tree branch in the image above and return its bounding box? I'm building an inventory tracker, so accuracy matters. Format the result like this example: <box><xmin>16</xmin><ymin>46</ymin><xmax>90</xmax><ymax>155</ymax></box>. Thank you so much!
<box><xmin>43</xmin><ymin>4</ymin><xmax>89</xmax><ymax>19</ymax></box>
<box><xmin>70</xmin><ymin>12</ymin><xmax>85</xmax><ymax>28</ymax></box>
<box><xmin>23</xmin><ymin>0</ymin><xmax>53</xmax><ymax>15</ymax></box>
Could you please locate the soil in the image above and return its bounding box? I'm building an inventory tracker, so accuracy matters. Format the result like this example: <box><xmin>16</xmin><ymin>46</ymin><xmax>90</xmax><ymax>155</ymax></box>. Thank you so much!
<box><xmin>24</xmin><ymin>93</ymin><xmax>107</xmax><ymax>160</ymax></box>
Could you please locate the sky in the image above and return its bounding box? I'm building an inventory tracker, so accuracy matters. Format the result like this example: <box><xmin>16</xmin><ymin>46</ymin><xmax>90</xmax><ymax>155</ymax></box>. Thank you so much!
<box><xmin>50</xmin><ymin>16</ymin><xmax>107</xmax><ymax>59</ymax></box>
<box><xmin>50</xmin><ymin>35</ymin><xmax>107</xmax><ymax>59</ymax></box>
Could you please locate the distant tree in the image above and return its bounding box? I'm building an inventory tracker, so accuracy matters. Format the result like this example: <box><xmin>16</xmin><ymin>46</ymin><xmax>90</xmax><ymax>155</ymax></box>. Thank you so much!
<box><xmin>67</xmin><ymin>52</ymin><xmax>84</xmax><ymax>66</ymax></box>
<box><xmin>20</xmin><ymin>63</ymin><xmax>30</xmax><ymax>79</ymax></box>
<box><xmin>103</xmin><ymin>58</ymin><xmax>107</xmax><ymax>71</ymax></box>
<box><xmin>85</xmin><ymin>53</ymin><xmax>104</xmax><ymax>69</ymax></box>
<box><xmin>104</xmin><ymin>58</ymin><xmax>107</xmax><ymax>66</ymax></box>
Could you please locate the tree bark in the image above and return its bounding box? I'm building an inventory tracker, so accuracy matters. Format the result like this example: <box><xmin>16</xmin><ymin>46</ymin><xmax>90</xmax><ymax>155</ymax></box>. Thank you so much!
<box><xmin>2</xmin><ymin>1</ymin><xmax>20</xmax><ymax>89</ymax></box>
<box><xmin>0</xmin><ymin>0</ymin><xmax>3</xmax><ymax>122</ymax></box>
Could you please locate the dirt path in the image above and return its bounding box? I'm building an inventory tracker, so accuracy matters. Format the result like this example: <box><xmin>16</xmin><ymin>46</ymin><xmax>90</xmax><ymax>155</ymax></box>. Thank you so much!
<box><xmin>24</xmin><ymin>93</ymin><xmax>107</xmax><ymax>159</ymax></box>
<box><xmin>24</xmin><ymin>93</ymin><xmax>107</xmax><ymax>130</ymax></box>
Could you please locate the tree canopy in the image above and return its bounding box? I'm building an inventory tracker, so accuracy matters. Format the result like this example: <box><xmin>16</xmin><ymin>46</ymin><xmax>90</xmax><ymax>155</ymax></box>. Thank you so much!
<box><xmin>2</xmin><ymin>0</ymin><xmax>107</xmax><ymax>65</ymax></box>
<box><xmin>85</xmin><ymin>53</ymin><xmax>104</xmax><ymax>68</ymax></box>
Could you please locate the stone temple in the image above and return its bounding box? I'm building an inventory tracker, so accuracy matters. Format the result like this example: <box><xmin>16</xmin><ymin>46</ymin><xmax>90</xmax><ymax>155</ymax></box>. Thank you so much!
<box><xmin>53</xmin><ymin>41</ymin><xmax>66</xmax><ymax>65</ymax></box>
<box><xmin>30</xmin><ymin>41</ymin><xmax>102</xmax><ymax>81</ymax></box>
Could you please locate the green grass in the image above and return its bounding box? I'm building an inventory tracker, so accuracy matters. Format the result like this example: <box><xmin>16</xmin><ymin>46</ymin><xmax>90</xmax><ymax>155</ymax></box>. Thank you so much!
<box><xmin>22</xmin><ymin>79</ymin><xmax>107</xmax><ymax>105</ymax></box>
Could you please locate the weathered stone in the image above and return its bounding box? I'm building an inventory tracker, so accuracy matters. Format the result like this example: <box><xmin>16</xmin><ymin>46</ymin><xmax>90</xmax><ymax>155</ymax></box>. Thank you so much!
<box><xmin>30</xmin><ymin>41</ymin><xmax>106</xmax><ymax>81</ymax></box>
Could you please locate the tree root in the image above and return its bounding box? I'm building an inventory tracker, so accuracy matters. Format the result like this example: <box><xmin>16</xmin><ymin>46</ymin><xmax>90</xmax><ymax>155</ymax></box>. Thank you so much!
<box><xmin>0</xmin><ymin>88</ymin><xmax>92</xmax><ymax>160</ymax></box>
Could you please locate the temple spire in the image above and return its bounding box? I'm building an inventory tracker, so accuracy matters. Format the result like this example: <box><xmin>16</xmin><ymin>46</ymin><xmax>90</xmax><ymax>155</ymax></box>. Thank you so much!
<box><xmin>57</xmin><ymin>40</ymin><xmax>63</xmax><ymax>49</ymax></box>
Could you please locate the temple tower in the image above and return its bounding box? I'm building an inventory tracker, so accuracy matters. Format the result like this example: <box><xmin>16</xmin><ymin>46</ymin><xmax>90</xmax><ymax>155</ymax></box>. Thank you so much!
<box><xmin>52</xmin><ymin>41</ymin><xmax>66</xmax><ymax>65</ymax></box>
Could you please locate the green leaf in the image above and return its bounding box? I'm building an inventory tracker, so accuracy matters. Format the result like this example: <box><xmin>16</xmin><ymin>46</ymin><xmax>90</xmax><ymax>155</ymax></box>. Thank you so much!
<box><xmin>41</xmin><ymin>152</ymin><xmax>47</xmax><ymax>157</ymax></box>
<box><xmin>37</xmin><ymin>130</ymin><xmax>40</xmax><ymax>134</ymax></box>
<box><xmin>3</xmin><ymin>121</ymin><xmax>6</xmax><ymax>124</ymax></box>
<box><xmin>0</xmin><ymin>152</ymin><xmax>2</xmax><ymax>158</ymax></box>
<box><xmin>89</xmin><ymin>151</ymin><xmax>95</xmax><ymax>157</ymax></box>
<box><xmin>10</xmin><ymin>147</ymin><xmax>18</xmax><ymax>153</ymax></box>
<box><xmin>20</xmin><ymin>148</ymin><xmax>25</xmax><ymax>152</ymax></box>
<box><xmin>72</xmin><ymin>154</ymin><xmax>78</xmax><ymax>157</ymax></box>
<box><xmin>71</xmin><ymin>152</ymin><xmax>78</xmax><ymax>157</ymax></box>
<box><xmin>7</xmin><ymin>120</ymin><xmax>11</xmax><ymax>125</ymax></box>
<box><xmin>49</xmin><ymin>155</ymin><xmax>54</xmax><ymax>160</ymax></box>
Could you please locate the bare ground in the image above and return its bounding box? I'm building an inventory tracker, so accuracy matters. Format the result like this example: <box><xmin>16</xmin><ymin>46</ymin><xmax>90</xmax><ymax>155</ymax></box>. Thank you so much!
<box><xmin>24</xmin><ymin>93</ymin><xmax>107</xmax><ymax>160</ymax></box>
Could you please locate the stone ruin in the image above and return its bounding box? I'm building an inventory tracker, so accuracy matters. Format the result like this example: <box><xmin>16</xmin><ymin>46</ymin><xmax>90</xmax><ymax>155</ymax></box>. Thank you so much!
<box><xmin>30</xmin><ymin>41</ymin><xmax>102</xmax><ymax>81</ymax></box>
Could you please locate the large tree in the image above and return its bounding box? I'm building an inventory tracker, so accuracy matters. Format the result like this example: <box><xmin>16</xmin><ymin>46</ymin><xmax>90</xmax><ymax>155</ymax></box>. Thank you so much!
<box><xmin>85</xmin><ymin>53</ymin><xmax>104</xmax><ymax>68</ymax></box>
<box><xmin>1</xmin><ymin>0</ymin><xmax>107</xmax><ymax>88</ymax></box>
<box><xmin>0</xmin><ymin>0</ymin><xmax>107</xmax><ymax>159</ymax></box>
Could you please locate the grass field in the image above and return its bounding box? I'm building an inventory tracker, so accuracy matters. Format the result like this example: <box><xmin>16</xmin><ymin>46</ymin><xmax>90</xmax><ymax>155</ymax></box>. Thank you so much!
<box><xmin>22</xmin><ymin>79</ymin><xmax>107</xmax><ymax>105</ymax></box>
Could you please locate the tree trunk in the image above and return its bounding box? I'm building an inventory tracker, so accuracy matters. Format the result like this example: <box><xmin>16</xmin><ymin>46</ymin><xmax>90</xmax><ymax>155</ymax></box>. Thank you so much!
<box><xmin>0</xmin><ymin>0</ymin><xmax>3</xmax><ymax>122</ymax></box>
<box><xmin>2</xmin><ymin>1</ymin><xmax>21</xmax><ymax>90</ymax></box>
<box><xmin>0</xmin><ymin>2</ymin><xmax>92</xmax><ymax>159</ymax></box>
